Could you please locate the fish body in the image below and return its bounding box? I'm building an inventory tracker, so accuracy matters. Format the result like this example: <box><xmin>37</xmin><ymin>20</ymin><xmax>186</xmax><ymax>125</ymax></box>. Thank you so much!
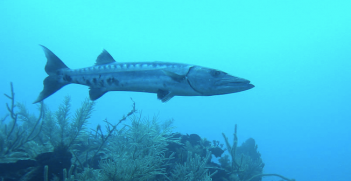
<box><xmin>34</xmin><ymin>45</ymin><xmax>254</xmax><ymax>103</ymax></box>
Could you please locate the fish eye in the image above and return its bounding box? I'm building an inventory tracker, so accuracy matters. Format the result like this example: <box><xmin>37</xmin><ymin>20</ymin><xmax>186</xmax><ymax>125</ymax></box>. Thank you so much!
<box><xmin>211</xmin><ymin>70</ymin><xmax>222</xmax><ymax>77</ymax></box>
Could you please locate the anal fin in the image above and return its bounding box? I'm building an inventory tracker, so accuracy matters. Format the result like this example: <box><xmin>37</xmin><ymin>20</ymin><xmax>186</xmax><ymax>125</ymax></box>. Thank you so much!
<box><xmin>89</xmin><ymin>88</ymin><xmax>108</xmax><ymax>101</ymax></box>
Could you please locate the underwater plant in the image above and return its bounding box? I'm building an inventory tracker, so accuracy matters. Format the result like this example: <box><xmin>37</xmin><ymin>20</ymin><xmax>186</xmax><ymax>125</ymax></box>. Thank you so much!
<box><xmin>0</xmin><ymin>82</ymin><xmax>294</xmax><ymax>181</ymax></box>
<box><xmin>0</xmin><ymin>83</ymin><xmax>100</xmax><ymax>180</ymax></box>
<box><xmin>170</xmin><ymin>151</ymin><xmax>216</xmax><ymax>181</ymax></box>
<box><xmin>1</xmin><ymin>83</ymin><xmax>45</xmax><ymax>160</ymax></box>
<box><xmin>98</xmin><ymin>115</ymin><xmax>177</xmax><ymax>181</ymax></box>
<box><xmin>220</xmin><ymin>124</ymin><xmax>295</xmax><ymax>181</ymax></box>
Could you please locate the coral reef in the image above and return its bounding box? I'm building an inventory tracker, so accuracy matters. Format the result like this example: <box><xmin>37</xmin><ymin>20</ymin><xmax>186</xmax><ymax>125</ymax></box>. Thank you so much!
<box><xmin>0</xmin><ymin>83</ymin><xmax>295</xmax><ymax>181</ymax></box>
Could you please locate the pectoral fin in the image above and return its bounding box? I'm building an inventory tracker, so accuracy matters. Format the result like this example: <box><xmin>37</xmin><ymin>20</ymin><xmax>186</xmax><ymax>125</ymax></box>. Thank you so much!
<box><xmin>162</xmin><ymin>70</ymin><xmax>186</xmax><ymax>82</ymax></box>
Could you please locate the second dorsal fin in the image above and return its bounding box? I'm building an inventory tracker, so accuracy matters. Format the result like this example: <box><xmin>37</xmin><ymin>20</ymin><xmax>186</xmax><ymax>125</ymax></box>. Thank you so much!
<box><xmin>95</xmin><ymin>50</ymin><xmax>116</xmax><ymax>65</ymax></box>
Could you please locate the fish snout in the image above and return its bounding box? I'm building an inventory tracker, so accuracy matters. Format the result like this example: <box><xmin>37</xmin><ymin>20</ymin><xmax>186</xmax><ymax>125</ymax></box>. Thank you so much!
<box><xmin>216</xmin><ymin>77</ymin><xmax>254</xmax><ymax>93</ymax></box>
<box><xmin>217</xmin><ymin>77</ymin><xmax>250</xmax><ymax>86</ymax></box>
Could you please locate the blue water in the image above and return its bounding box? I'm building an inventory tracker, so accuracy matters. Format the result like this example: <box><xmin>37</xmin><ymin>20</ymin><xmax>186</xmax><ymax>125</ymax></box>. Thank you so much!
<box><xmin>1</xmin><ymin>0</ymin><xmax>350</xmax><ymax>180</ymax></box>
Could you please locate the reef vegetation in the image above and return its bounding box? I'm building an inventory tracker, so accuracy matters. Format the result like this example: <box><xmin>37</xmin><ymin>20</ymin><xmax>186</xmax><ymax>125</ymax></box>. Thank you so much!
<box><xmin>0</xmin><ymin>83</ymin><xmax>295</xmax><ymax>181</ymax></box>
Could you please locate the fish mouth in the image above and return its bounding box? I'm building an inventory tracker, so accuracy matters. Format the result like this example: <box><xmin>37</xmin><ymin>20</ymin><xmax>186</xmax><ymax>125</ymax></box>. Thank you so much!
<box><xmin>224</xmin><ymin>82</ymin><xmax>255</xmax><ymax>89</ymax></box>
<box><xmin>216</xmin><ymin>79</ymin><xmax>255</xmax><ymax>90</ymax></box>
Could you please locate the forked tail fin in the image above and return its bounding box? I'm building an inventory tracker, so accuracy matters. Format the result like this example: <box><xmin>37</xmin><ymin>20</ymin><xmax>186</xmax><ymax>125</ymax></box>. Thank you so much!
<box><xmin>33</xmin><ymin>45</ymin><xmax>70</xmax><ymax>103</ymax></box>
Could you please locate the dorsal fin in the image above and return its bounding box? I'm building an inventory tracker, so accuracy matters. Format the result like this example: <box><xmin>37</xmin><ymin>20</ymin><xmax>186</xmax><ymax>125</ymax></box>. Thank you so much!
<box><xmin>95</xmin><ymin>50</ymin><xmax>116</xmax><ymax>65</ymax></box>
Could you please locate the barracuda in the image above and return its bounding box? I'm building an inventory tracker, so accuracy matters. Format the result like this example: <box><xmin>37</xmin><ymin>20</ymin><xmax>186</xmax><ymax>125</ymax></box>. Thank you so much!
<box><xmin>34</xmin><ymin>45</ymin><xmax>254</xmax><ymax>103</ymax></box>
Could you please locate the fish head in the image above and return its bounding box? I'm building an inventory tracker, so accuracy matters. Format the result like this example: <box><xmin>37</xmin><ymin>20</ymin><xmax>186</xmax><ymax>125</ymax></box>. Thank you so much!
<box><xmin>187</xmin><ymin>66</ymin><xmax>254</xmax><ymax>95</ymax></box>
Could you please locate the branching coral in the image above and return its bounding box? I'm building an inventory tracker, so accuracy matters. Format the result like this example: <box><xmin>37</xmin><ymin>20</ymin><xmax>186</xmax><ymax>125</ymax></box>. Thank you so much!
<box><xmin>98</xmin><ymin>115</ymin><xmax>177</xmax><ymax>181</ymax></box>
<box><xmin>1</xmin><ymin>82</ymin><xmax>45</xmax><ymax>159</ymax></box>
<box><xmin>43</xmin><ymin>96</ymin><xmax>95</xmax><ymax>149</ymax></box>
<box><xmin>67</xmin><ymin>97</ymin><xmax>95</xmax><ymax>148</ymax></box>
<box><xmin>170</xmin><ymin>151</ymin><xmax>216</xmax><ymax>181</ymax></box>
<box><xmin>221</xmin><ymin>124</ymin><xmax>294</xmax><ymax>181</ymax></box>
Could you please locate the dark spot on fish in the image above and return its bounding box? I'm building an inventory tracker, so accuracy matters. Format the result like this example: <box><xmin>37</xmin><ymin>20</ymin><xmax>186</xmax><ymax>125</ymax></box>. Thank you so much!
<box><xmin>93</xmin><ymin>78</ymin><xmax>97</xmax><ymax>84</ymax></box>
<box><xmin>86</xmin><ymin>80</ymin><xmax>91</xmax><ymax>85</ymax></box>
<box><xmin>113</xmin><ymin>77</ymin><xmax>119</xmax><ymax>85</ymax></box>
<box><xmin>99</xmin><ymin>80</ymin><xmax>104</xmax><ymax>87</ymax></box>
<box><xmin>82</xmin><ymin>76</ymin><xmax>86</xmax><ymax>81</ymax></box>
<box><xmin>99</xmin><ymin>74</ymin><xmax>102</xmax><ymax>79</ymax></box>
<box><xmin>106</xmin><ymin>77</ymin><xmax>119</xmax><ymax>86</ymax></box>
<box><xmin>107</xmin><ymin>77</ymin><xmax>113</xmax><ymax>85</ymax></box>
<box><xmin>63</xmin><ymin>74</ymin><xmax>72</xmax><ymax>82</ymax></box>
